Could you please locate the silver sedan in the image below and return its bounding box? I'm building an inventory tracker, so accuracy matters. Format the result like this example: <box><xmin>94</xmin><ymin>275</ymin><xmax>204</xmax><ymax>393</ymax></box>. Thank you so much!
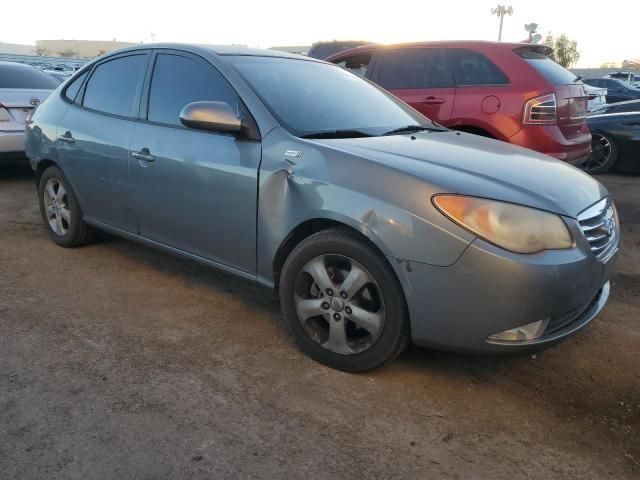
<box><xmin>26</xmin><ymin>44</ymin><xmax>618</xmax><ymax>371</ymax></box>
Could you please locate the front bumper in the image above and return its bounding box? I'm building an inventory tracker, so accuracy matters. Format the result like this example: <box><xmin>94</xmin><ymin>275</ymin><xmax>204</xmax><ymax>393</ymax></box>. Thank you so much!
<box><xmin>392</xmin><ymin>222</ymin><xmax>618</xmax><ymax>354</ymax></box>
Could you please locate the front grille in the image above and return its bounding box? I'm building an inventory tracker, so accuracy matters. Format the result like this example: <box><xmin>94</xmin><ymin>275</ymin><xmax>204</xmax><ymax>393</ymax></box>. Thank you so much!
<box><xmin>577</xmin><ymin>198</ymin><xmax>617</xmax><ymax>259</ymax></box>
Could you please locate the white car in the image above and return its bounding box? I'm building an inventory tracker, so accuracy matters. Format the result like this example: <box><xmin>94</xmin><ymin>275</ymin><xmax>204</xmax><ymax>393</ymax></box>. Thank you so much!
<box><xmin>0</xmin><ymin>61</ymin><xmax>58</xmax><ymax>161</ymax></box>
<box><xmin>584</xmin><ymin>83</ymin><xmax>607</xmax><ymax>112</ymax></box>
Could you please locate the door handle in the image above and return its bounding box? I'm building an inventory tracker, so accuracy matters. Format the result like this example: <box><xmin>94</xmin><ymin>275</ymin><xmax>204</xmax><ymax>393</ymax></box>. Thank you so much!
<box><xmin>58</xmin><ymin>131</ymin><xmax>75</xmax><ymax>143</ymax></box>
<box><xmin>132</xmin><ymin>149</ymin><xmax>155</xmax><ymax>162</ymax></box>
<box><xmin>422</xmin><ymin>96</ymin><xmax>445</xmax><ymax>105</ymax></box>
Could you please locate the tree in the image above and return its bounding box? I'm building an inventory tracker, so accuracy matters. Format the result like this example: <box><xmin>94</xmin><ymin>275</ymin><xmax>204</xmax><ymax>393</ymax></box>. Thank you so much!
<box><xmin>600</xmin><ymin>62</ymin><xmax>619</xmax><ymax>69</ymax></box>
<box><xmin>543</xmin><ymin>34</ymin><xmax>580</xmax><ymax>68</ymax></box>
<box><xmin>35</xmin><ymin>46</ymin><xmax>49</xmax><ymax>57</ymax></box>
<box><xmin>59</xmin><ymin>49</ymin><xmax>77</xmax><ymax>58</ymax></box>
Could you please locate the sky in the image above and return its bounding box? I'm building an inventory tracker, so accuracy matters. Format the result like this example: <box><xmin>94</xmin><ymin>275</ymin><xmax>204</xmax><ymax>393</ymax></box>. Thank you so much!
<box><xmin>3</xmin><ymin>0</ymin><xmax>636</xmax><ymax>67</ymax></box>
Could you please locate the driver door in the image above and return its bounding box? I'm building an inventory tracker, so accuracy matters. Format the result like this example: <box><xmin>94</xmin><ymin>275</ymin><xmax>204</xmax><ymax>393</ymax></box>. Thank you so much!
<box><xmin>129</xmin><ymin>51</ymin><xmax>261</xmax><ymax>274</ymax></box>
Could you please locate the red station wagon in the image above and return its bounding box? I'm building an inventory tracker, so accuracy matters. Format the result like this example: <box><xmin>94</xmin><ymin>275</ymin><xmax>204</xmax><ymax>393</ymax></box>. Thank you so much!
<box><xmin>327</xmin><ymin>41</ymin><xmax>591</xmax><ymax>164</ymax></box>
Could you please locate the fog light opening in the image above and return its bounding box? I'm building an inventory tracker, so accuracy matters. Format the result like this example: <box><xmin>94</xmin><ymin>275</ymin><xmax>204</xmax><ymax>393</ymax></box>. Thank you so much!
<box><xmin>488</xmin><ymin>318</ymin><xmax>550</xmax><ymax>342</ymax></box>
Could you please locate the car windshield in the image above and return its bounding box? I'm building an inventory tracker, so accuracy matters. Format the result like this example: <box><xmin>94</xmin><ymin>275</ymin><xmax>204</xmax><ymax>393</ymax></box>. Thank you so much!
<box><xmin>226</xmin><ymin>55</ymin><xmax>439</xmax><ymax>138</ymax></box>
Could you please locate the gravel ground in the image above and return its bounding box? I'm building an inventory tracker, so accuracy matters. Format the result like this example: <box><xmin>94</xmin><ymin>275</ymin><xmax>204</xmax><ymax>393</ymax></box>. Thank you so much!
<box><xmin>1</xmin><ymin>164</ymin><xmax>638</xmax><ymax>479</ymax></box>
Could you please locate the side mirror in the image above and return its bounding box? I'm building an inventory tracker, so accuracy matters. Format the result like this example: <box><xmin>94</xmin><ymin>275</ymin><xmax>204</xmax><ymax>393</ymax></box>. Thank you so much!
<box><xmin>179</xmin><ymin>101</ymin><xmax>242</xmax><ymax>133</ymax></box>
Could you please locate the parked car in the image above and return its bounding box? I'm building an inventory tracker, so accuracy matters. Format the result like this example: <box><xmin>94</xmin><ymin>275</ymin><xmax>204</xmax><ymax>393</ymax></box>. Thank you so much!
<box><xmin>604</xmin><ymin>71</ymin><xmax>637</xmax><ymax>87</ymax></box>
<box><xmin>42</xmin><ymin>70</ymin><xmax>72</xmax><ymax>83</ymax></box>
<box><xmin>26</xmin><ymin>44</ymin><xmax>618</xmax><ymax>371</ymax></box>
<box><xmin>583</xmin><ymin>78</ymin><xmax>640</xmax><ymax>103</ymax></box>
<box><xmin>307</xmin><ymin>40</ymin><xmax>373</xmax><ymax>59</ymax></box>
<box><xmin>0</xmin><ymin>61</ymin><xmax>58</xmax><ymax>161</ymax></box>
<box><xmin>584</xmin><ymin>108</ymin><xmax>640</xmax><ymax>173</ymax></box>
<box><xmin>584</xmin><ymin>83</ymin><xmax>607</xmax><ymax>111</ymax></box>
<box><xmin>591</xmin><ymin>98</ymin><xmax>640</xmax><ymax>115</ymax></box>
<box><xmin>327</xmin><ymin>42</ymin><xmax>591</xmax><ymax>164</ymax></box>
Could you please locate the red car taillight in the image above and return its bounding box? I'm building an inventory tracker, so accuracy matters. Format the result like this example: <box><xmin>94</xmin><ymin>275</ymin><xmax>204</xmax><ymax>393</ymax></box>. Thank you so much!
<box><xmin>523</xmin><ymin>93</ymin><xmax>557</xmax><ymax>125</ymax></box>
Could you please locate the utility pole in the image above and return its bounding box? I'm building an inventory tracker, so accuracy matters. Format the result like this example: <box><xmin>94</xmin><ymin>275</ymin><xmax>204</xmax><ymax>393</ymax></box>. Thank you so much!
<box><xmin>150</xmin><ymin>32</ymin><xmax>156</xmax><ymax>43</ymax></box>
<box><xmin>491</xmin><ymin>5</ymin><xmax>513</xmax><ymax>42</ymax></box>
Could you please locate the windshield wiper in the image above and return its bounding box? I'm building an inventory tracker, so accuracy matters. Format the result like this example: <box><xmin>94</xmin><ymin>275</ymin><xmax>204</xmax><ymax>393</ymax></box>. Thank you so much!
<box><xmin>300</xmin><ymin>130</ymin><xmax>374</xmax><ymax>139</ymax></box>
<box><xmin>383</xmin><ymin>125</ymin><xmax>443</xmax><ymax>136</ymax></box>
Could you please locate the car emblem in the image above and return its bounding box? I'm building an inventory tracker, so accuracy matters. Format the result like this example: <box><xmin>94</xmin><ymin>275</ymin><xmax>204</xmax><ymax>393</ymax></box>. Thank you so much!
<box><xmin>284</xmin><ymin>150</ymin><xmax>303</xmax><ymax>158</ymax></box>
<box><xmin>330</xmin><ymin>297</ymin><xmax>344</xmax><ymax>312</ymax></box>
<box><xmin>29</xmin><ymin>98</ymin><xmax>40</xmax><ymax>106</ymax></box>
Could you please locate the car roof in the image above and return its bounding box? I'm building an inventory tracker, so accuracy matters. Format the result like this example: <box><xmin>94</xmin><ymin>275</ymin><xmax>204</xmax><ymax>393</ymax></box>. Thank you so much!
<box><xmin>98</xmin><ymin>42</ymin><xmax>323</xmax><ymax>63</ymax></box>
<box><xmin>325</xmin><ymin>40</ymin><xmax>549</xmax><ymax>60</ymax></box>
<box><xmin>0</xmin><ymin>61</ymin><xmax>37</xmax><ymax>68</ymax></box>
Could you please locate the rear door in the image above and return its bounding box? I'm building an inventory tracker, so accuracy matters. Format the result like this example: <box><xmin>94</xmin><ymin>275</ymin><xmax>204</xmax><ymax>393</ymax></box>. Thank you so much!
<box><xmin>56</xmin><ymin>52</ymin><xmax>150</xmax><ymax>233</ymax></box>
<box><xmin>129</xmin><ymin>51</ymin><xmax>261</xmax><ymax>273</ymax></box>
<box><xmin>448</xmin><ymin>48</ymin><xmax>513</xmax><ymax>138</ymax></box>
<box><xmin>369</xmin><ymin>48</ymin><xmax>455</xmax><ymax>124</ymax></box>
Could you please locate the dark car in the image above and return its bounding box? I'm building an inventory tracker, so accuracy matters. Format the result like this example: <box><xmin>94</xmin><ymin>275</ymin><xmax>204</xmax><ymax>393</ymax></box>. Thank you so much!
<box><xmin>583</xmin><ymin>78</ymin><xmax>640</xmax><ymax>104</ymax></box>
<box><xmin>327</xmin><ymin>41</ymin><xmax>591</xmax><ymax>164</ymax></box>
<box><xmin>307</xmin><ymin>41</ymin><xmax>373</xmax><ymax>59</ymax></box>
<box><xmin>584</xmin><ymin>109</ymin><xmax>640</xmax><ymax>173</ymax></box>
<box><xmin>591</xmin><ymin>99</ymin><xmax>640</xmax><ymax>115</ymax></box>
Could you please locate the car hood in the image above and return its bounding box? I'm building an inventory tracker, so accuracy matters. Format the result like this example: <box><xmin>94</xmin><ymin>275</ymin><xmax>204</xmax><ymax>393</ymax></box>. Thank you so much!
<box><xmin>314</xmin><ymin>130</ymin><xmax>606</xmax><ymax>218</ymax></box>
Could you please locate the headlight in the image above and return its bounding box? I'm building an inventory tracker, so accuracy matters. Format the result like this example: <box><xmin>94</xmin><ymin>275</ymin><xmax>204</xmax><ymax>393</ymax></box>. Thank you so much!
<box><xmin>433</xmin><ymin>195</ymin><xmax>572</xmax><ymax>254</ymax></box>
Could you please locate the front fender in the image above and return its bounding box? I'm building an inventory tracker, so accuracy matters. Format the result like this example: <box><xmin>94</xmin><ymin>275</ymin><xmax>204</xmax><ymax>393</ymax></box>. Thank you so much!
<box><xmin>256</xmin><ymin>129</ymin><xmax>474</xmax><ymax>286</ymax></box>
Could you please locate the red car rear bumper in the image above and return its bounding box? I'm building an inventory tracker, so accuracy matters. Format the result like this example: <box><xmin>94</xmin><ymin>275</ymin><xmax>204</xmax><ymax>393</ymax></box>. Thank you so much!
<box><xmin>508</xmin><ymin>125</ymin><xmax>592</xmax><ymax>163</ymax></box>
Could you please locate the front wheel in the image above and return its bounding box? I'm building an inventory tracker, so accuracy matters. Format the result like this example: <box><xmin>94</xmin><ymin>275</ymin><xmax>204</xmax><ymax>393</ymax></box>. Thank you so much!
<box><xmin>279</xmin><ymin>228</ymin><xmax>410</xmax><ymax>372</ymax></box>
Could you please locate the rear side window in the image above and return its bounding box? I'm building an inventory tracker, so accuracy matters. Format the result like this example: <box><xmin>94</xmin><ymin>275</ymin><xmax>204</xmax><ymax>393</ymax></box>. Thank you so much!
<box><xmin>0</xmin><ymin>64</ymin><xmax>60</xmax><ymax>89</ymax></box>
<box><xmin>147</xmin><ymin>53</ymin><xmax>239</xmax><ymax>127</ymax></box>
<box><xmin>83</xmin><ymin>54</ymin><xmax>148</xmax><ymax>117</ymax></box>
<box><xmin>335</xmin><ymin>54</ymin><xmax>371</xmax><ymax>77</ymax></box>
<box><xmin>515</xmin><ymin>48</ymin><xmax>576</xmax><ymax>86</ymax></box>
<box><xmin>63</xmin><ymin>71</ymin><xmax>88</xmax><ymax>102</ymax></box>
<box><xmin>450</xmin><ymin>49</ymin><xmax>509</xmax><ymax>86</ymax></box>
<box><xmin>375</xmin><ymin>48</ymin><xmax>453</xmax><ymax>89</ymax></box>
<box><xmin>603</xmin><ymin>79</ymin><xmax>625</xmax><ymax>91</ymax></box>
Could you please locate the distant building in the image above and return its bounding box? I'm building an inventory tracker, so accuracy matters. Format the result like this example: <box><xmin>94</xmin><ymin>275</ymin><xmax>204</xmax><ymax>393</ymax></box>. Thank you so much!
<box><xmin>0</xmin><ymin>42</ymin><xmax>35</xmax><ymax>55</ymax></box>
<box><xmin>35</xmin><ymin>39</ymin><xmax>139</xmax><ymax>58</ymax></box>
<box><xmin>623</xmin><ymin>59</ymin><xmax>640</xmax><ymax>69</ymax></box>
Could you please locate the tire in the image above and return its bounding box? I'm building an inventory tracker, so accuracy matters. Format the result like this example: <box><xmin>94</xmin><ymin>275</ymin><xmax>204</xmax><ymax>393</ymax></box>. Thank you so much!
<box><xmin>38</xmin><ymin>166</ymin><xmax>95</xmax><ymax>247</ymax></box>
<box><xmin>584</xmin><ymin>132</ymin><xmax>618</xmax><ymax>174</ymax></box>
<box><xmin>279</xmin><ymin>227</ymin><xmax>410</xmax><ymax>372</ymax></box>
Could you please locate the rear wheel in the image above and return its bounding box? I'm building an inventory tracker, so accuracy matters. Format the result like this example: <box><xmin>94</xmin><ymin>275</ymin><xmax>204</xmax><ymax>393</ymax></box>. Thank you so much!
<box><xmin>38</xmin><ymin>166</ymin><xmax>95</xmax><ymax>247</ymax></box>
<box><xmin>279</xmin><ymin>228</ymin><xmax>410</xmax><ymax>372</ymax></box>
<box><xmin>583</xmin><ymin>132</ymin><xmax>618</xmax><ymax>174</ymax></box>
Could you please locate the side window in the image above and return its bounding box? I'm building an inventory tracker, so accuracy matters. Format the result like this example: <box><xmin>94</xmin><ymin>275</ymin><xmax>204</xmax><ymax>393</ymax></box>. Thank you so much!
<box><xmin>450</xmin><ymin>49</ymin><xmax>509</xmax><ymax>86</ymax></box>
<box><xmin>605</xmin><ymin>80</ymin><xmax>623</xmax><ymax>91</ymax></box>
<box><xmin>148</xmin><ymin>53</ymin><xmax>239</xmax><ymax>127</ymax></box>
<box><xmin>83</xmin><ymin>55</ymin><xmax>148</xmax><ymax>117</ymax></box>
<box><xmin>374</xmin><ymin>48</ymin><xmax>452</xmax><ymax>89</ymax></box>
<box><xmin>63</xmin><ymin>71</ymin><xmax>88</xmax><ymax>103</ymax></box>
<box><xmin>336</xmin><ymin>54</ymin><xmax>372</xmax><ymax>77</ymax></box>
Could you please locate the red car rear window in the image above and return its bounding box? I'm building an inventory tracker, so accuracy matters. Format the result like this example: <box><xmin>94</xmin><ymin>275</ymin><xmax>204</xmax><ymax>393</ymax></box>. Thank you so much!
<box><xmin>515</xmin><ymin>48</ymin><xmax>577</xmax><ymax>86</ymax></box>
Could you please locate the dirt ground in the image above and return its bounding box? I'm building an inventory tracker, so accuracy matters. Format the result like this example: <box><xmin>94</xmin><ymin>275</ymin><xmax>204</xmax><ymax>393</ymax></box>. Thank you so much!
<box><xmin>1</xmin><ymin>163</ymin><xmax>638</xmax><ymax>480</ymax></box>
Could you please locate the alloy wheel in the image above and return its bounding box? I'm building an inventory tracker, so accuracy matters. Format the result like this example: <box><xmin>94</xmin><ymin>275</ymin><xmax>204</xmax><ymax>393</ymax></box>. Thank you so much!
<box><xmin>43</xmin><ymin>178</ymin><xmax>71</xmax><ymax>236</ymax></box>
<box><xmin>584</xmin><ymin>133</ymin><xmax>612</xmax><ymax>173</ymax></box>
<box><xmin>293</xmin><ymin>254</ymin><xmax>385</xmax><ymax>355</ymax></box>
